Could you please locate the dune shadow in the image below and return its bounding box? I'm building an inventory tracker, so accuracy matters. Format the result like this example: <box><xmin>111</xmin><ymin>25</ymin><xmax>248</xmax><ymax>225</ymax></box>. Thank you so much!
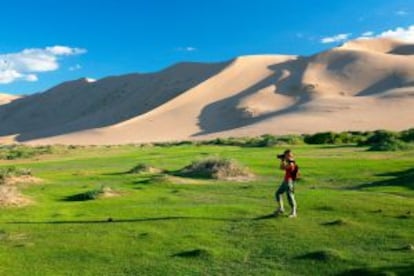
<box><xmin>356</xmin><ymin>74</ymin><xmax>403</xmax><ymax>96</ymax></box>
<box><xmin>389</xmin><ymin>45</ymin><xmax>414</xmax><ymax>55</ymax></box>
<box><xmin>194</xmin><ymin>57</ymin><xmax>312</xmax><ymax>136</ymax></box>
<box><xmin>353</xmin><ymin>168</ymin><xmax>414</xmax><ymax>191</ymax></box>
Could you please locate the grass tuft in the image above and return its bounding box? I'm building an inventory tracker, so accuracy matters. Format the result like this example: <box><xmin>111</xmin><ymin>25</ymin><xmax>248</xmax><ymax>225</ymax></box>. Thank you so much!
<box><xmin>177</xmin><ymin>156</ymin><xmax>254</xmax><ymax>180</ymax></box>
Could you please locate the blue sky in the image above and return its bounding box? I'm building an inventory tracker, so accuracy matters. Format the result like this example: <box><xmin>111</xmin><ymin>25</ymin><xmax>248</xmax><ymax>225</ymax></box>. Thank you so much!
<box><xmin>1</xmin><ymin>0</ymin><xmax>413</xmax><ymax>95</ymax></box>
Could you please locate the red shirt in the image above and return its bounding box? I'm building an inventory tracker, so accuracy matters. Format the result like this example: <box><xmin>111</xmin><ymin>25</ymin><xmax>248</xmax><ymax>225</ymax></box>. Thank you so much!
<box><xmin>284</xmin><ymin>162</ymin><xmax>296</xmax><ymax>181</ymax></box>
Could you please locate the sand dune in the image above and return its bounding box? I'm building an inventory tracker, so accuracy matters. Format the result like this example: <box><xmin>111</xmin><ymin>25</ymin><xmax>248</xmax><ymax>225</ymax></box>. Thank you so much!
<box><xmin>0</xmin><ymin>38</ymin><xmax>413</xmax><ymax>145</ymax></box>
<box><xmin>0</xmin><ymin>93</ymin><xmax>21</xmax><ymax>105</ymax></box>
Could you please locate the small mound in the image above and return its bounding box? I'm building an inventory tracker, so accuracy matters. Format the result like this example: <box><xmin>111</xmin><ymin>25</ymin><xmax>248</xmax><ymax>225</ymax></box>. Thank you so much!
<box><xmin>0</xmin><ymin>186</ymin><xmax>31</xmax><ymax>207</ymax></box>
<box><xmin>99</xmin><ymin>187</ymin><xmax>120</xmax><ymax>198</ymax></box>
<box><xmin>172</xmin><ymin>248</ymin><xmax>211</xmax><ymax>258</ymax></box>
<box><xmin>0</xmin><ymin>167</ymin><xmax>40</xmax><ymax>186</ymax></box>
<box><xmin>3</xmin><ymin>175</ymin><xmax>42</xmax><ymax>186</ymax></box>
<box><xmin>177</xmin><ymin>156</ymin><xmax>254</xmax><ymax>181</ymax></box>
<box><xmin>64</xmin><ymin>186</ymin><xmax>119</xmax><ymax>201</ymax></box>
<box><xmin>128</xmin><ymin>163</ymin><xmax>164</xmax><ymax>174</ymax></box>
<box><xmin>298</xmin><ymin>249</ymin><xmax>343</xmax><ymax>261</ymax></box>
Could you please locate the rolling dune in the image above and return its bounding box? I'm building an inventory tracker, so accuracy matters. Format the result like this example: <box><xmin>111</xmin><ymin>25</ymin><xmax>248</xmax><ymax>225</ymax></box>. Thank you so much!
<box><xmin>0</xmin><ymin>38</ymin><xmax>413</xmax><ymax>145</ymax></box>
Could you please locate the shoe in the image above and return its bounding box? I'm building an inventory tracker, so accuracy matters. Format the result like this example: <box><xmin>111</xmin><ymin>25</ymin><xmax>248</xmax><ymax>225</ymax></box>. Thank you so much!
<box><xmin>288</xmin><ymin>213</ymin><xmax>297</xmax><ymax>218</ymax></box>
<box><xmin>274</xmin><ymin>209</ymin><xmax>285</xmax><ymax>215</ymax></box>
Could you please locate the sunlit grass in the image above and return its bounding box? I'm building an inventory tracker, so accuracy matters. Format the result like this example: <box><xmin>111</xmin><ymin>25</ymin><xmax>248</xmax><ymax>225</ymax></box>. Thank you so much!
<box><xmin>0</xmin><ymin>144</ymin><xmax>413</xmax><ymax>275</ymax></box>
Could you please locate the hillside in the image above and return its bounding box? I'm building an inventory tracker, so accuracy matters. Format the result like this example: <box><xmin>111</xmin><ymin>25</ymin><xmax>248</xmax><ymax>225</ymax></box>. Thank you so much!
<box><xmin>0</xmin><ymin>38</ymin><xmax>413</xmax><ymax>145</ymax></box>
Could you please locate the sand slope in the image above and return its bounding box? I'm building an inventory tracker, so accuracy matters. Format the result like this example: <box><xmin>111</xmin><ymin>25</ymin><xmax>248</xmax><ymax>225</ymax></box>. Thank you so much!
<box><xmin>0</xmin><ymin>38</ymin><xmax>413</xmax><ymax>145</ymax></box>
<box><xmin>0</xmin><ymin>93</ymin><xmax>21</xmax><ymax>105</ymax></box>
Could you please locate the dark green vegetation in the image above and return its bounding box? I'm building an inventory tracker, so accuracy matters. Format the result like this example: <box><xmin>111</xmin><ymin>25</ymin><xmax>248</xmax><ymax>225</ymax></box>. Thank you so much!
<box><xmin>0</xmin><ymin>142</ymin><xmax>413</xmax><ymax>275</ymax></box>
<box><xmin>1</xmin><ymin>129</ymin><xmax>413</xmax><ymax>163</ymax></box>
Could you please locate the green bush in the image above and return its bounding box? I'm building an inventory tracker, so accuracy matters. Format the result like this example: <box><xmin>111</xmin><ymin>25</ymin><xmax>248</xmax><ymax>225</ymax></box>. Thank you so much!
<box><xmin>202</xmin><ymin>135</ymin><xmax>304</xmax><ymax>148</ymax></box>
<box><xmin>400</xmin><ymin>128</ymin><xmax>414</xmax><ymax>142</ymax></box>
<box><xmin>359</xmin><ymin>130</ymin><xmax>398</xmax><ymax>146</ymax></box>
<box><xmin>368</xmin><ymin>138</ymin><xmax>411</xmax><ymax>151</ymax></box>
<box><xmin>275</xmin><ymin>135</ymin><xmax>305</xmax><ymax>145</ymax></box>
<box><xmin>304</xmin><ymin>132</ymin><xmax>336</xmax><ymax>144</ymax></box>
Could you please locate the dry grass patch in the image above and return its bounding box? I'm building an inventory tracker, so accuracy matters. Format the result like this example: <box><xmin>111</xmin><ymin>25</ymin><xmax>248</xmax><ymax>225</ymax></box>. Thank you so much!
<box><xmin>177</xmin><ymin>156</ymin><xmax>255</xmax><ymax>181</ymax></box>
<box><xmin>99</xmin><ymin>186</ymin><xmax>121</xmax><ymax>198</ymax></box>
<box><xmin>0</xmin><ymin>185</ymin><xmax>32</xmax><ymax>207</ymax></box>
<box><xmin>0</xmin><ymin>167</ymin><xmax>41</xmax><ymax>186</ymax></box>
<box><xmin>0</xmin><ymin>167</ymin><xmax>38</xmax><ymax>207</ymax></box>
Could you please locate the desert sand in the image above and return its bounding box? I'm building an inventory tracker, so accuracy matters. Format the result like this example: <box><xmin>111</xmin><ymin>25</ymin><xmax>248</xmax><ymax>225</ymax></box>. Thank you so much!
<box><xmin>0</xmin><ymin>93</ymin><xmax>21</xmax><ymax>105</ymax></box>
<box><xmin>0</xmin><ymin>38</ymin><xmax>413</xmax><ymax>145</ymax></box>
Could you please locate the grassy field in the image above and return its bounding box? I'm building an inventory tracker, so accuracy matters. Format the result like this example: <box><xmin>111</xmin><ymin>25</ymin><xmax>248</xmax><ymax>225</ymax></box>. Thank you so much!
<box><xmin>0</xmin><ymin>144</ymin><xmax>413</xmax><ymax>275</ymax></box>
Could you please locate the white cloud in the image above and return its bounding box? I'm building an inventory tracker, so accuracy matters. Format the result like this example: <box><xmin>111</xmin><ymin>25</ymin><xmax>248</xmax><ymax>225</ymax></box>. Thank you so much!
<box><xmin>24</xmin><ymin>74</ymin><xmax>38</xmax><ymax>82</ymax></box>
<box><xmin>0</xmin><ymin>69</ymin><xmax>22</xmax><ymax>84</ymax></box>
<box><xmin>69</xmin><ymin>64</ymin><xmax>82</xmax><ymax>71</ymax></box>
<box><xmin>177</xmin><ymin>46</ymin><xmax>197</xmax><ymax>52</ymax></box>
<box><xmin>0</xmin><ymin>45</ymin><xmax>86</xmax><ymax>84</ymax></box>
<box><xmin>46</xmin><ymin>46</ymin><xmax>87</xmax><ymax>55</ymax></box>
<box><xmin>377</xmin><ymin>25</ymin><xmax>414</xmax><ymax>42</ymax></box>
<box><xmin>362</xmin><ymin>31</ymin><xmax>374</xmax><ymax>37</ymax></box>
<box><xmin>395</xmin><ymin>10</ymin><xmax>408</xmax><ymax>16</ymax></box>
<box><xmin>321</xmin><ymin>33</ymin><xmax>352</xmax><ymax>44</ymax></box>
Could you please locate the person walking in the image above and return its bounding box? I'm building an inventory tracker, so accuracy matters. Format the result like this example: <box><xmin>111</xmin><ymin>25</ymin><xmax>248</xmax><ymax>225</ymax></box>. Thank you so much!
<box><xmin>275</xmin><ymin>149</ymin><xmax>298</xmax><ymax>218</ymax></box>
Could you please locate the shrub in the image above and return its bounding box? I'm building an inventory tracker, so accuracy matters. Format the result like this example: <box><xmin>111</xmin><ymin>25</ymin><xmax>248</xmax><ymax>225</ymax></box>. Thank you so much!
<box><xmin>276</xmin><ymin>135</ymin><xmax>305</xmax><ymax>145</ymax></box>
<box><xmin>304</xmin><ymin>132</ymin><xmax>336</xmax><ymax>144</ymax></box>
<box><xmin>368</xmin><ymin>138</ymin><xmax>410</xmax><ymax>151</ymax></box>
<box><xmin>400</xmin><ymin>128</ymin><xmax>414</xmax><ymax>142</ymax></box>
<box><xmin>333</xmin><ymin>132</ymin><xmax>366</xmax><ymax>144</ymax></box>
<box><xmin>178</xmin><ymin>156</ymin><xmax>253</xmax><ymax>180</ymax></box>
<box><xmin>359</xmin><ymin>130</ymin><xmax>398</xmax><ymax>146</ymax></box>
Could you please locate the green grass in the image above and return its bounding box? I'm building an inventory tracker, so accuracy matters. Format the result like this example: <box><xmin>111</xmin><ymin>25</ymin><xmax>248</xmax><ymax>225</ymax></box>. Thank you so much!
<box><xmin>0</xmin><ymin>144</ymin><xmax>413</xmax><ymax>275</ymax></box>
